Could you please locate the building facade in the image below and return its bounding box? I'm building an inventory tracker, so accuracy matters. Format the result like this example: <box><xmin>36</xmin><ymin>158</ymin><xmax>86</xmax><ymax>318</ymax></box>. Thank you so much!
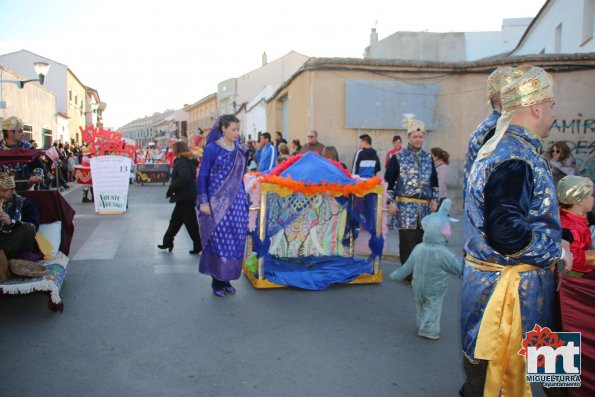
<box><xmin>510</xmin><ymin>0</ymin><xmax>595</xmax><ymax>55</ymax></box>
<box><xmin>184</xmin><ymin>93</ymin><xmax>217</xmax><ymax>135</ymax></box>
<box><xmin>0</xmin><ymin>65</ymin><xmax>57</xmax><ymax>147</ymax></box>
<box><xmin>0</xmin><ymin>49</ymin><xmax>105</xmax><ymax>145</ymax></box>
<box><xmin>266</xmin><ymin>55</ymin><xmax>595</xmax><ymax>209</ymax></box>
<box><xmin>364</xmin><ymin>18</ymin><xmax>531</xmax><ymax>62</ymax></box>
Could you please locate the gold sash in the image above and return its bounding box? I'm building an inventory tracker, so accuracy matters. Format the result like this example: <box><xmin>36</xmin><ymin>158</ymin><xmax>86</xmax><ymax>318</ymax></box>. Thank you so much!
<box><xmin>396</xmin><ymin>196</ymin><xmax>429</xmax><ymax>205</ymax></box>
<box><xmin>466</xmin><ymin>256</ymin><xmax>544</xmax><ymax>397</ymax></box>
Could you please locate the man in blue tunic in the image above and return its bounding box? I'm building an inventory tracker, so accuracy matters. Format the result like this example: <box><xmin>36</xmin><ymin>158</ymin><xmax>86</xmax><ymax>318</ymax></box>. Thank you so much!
<box><xmin>462</xmin><ymin>66</ymin><xmax>514</xmax><ymax>202</ymax></box>
<box><xmin>460</xmin><ymin>66</ymin><xmax>573</xmax><ymax>396</ymax></box>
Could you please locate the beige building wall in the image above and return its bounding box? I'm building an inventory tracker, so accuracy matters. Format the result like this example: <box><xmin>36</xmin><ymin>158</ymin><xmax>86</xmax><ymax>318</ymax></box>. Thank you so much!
<box><xmin>66</xmin><ymin>69</ymin><xmax>87</xmax><ymax>143</ymax></box>
<box><xmin>267</xmin><ymin>56</ymin><xmax>595</xmax><ymax>209</ymax></box>
<box><xmin>0</xmin><ymin>66</ymin><xmax>57</xmax><ymax>146</ymax></box>
<box><xmin>186</xmin><ymin>94</ymin><xmax>218</xmax><ymax>134</ymax></box>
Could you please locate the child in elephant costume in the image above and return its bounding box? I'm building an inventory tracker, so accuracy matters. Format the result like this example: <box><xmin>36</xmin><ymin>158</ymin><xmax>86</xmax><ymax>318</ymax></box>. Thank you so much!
<box><xmin>390</xmin><ymin>199</ymin><xmax>462</xmax><ymax>340</ymax></box>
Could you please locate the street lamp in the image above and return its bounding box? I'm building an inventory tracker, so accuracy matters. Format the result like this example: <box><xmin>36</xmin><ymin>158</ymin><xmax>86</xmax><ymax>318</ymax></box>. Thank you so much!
<box><xmin>16</xmin><ymin>62</ymin><xmax>50</xmax><ymax>89</ymax></box>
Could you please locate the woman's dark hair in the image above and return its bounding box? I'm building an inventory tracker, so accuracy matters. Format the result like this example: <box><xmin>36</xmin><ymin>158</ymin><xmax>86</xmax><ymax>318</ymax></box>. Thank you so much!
<box><xmin>292</xmin><ymin>139</ymin><xmax>301</xmax><ymax>147</ymax></box>
<box><xmin>278</xmin><ymin>143</ymin><xmax>290</xmax><ymax>155</ymax></box>
<box><xmin>220</xmin><ymin>114</ymin><xmax>239</xmax><ymax>129</ymax></box>
<box><xmin>172</xmin><ymin>141</ymin><xmax>190</xmax><ymax>155</ymax></box>
<box><xmin>430</xmin><ymin>147</ymin><xmax>450</xmax><ymax>164</ymax></box>
<box><xmin>322</xmin><ymin>146</ymin><xmax>339</xmax><ymax>162</ymax></box>
<box><xmin>547</xmin><ymin>141</ymin><xmax>572</xmax><ymax>161</ymax></box>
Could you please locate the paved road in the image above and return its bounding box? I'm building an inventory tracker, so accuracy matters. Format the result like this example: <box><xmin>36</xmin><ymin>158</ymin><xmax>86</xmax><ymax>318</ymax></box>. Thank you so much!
<box><xmin>0</xmin><ymin>183</ymin><xmax>544</xmax><ymax>396</ymax></box>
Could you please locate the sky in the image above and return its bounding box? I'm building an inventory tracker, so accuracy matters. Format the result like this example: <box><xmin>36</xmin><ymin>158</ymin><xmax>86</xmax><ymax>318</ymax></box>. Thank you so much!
<box><xmin>0</xmin><ymin>0</ymin><xmax>547</xmax><ymax>129</ymax></box>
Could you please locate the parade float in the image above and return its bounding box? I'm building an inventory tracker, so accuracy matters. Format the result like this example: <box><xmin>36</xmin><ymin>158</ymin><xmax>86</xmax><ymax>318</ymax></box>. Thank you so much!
<box><xmin>0</xmin><ymin>149</ymin><xmax>75</xmax><ymax>312</ymax></box>
<box><xmin>243</xmin><ymin>151</ymin><xmax>386</xmax><ymax>290</ymax></box>
<box><xmin>75</xmin><ymin>125</ymin><xmax>138</xmax><ymax>187</ymax></box>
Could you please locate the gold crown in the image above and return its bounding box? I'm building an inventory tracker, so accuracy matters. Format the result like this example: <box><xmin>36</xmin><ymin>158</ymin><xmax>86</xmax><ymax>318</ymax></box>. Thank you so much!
<box><xmin>402</xmin><ymin>114</ymin><xmax>426</xmax><ymax>134</ymax></box>
<box><xmin>0</xmin><ymin>172</ymin><xmax>15</xmax><ymax>189</ymax></box>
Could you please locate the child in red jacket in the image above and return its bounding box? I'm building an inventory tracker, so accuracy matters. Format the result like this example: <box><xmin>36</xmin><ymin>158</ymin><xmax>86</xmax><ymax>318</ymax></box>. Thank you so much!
<box><xmin>558</xmin><ymin>175</ymin><xmax>595</xmax><ymax>278</ymax></box>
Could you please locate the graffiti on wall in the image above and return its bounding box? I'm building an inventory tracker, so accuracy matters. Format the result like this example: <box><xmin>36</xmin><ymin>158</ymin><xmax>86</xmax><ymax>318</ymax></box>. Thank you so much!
<box><xmin>546</xmin><ymin>114</ymin><xmax>595</xmax><ymax>180</ymax></box>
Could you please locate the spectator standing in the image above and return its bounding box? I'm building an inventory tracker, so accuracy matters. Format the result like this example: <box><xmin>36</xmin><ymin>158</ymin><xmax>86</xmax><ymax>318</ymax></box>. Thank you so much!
<box><xmin>385</xmin><ymin>135</ymin><xmax>402</xmax><ymax>168</ymax></box>
<box><xmin>322</xmin><ymin>145</ymin><xmax>347</xmax><ymax>170</ymax></box>
<box><xmin>545</xmin><ymin>141</ymin><xmax>577</xmax><ymax>188</ymax></box>
<box><xmin>257</xmin><ymin>132</ymin><xmax>277</xmax><ymax>173</ymax></box>
<box><xmin>290</xmin><ymin>139</ymin><xmax>302</xmax><ymax>156</ymax></box>
<box><xmin>299</xmin><ymin>130</ymin><xmax>325</xmax><ymax>155</ymax></box>
<box><xmin>430</xmin><ymin>148</ymin><xmax>449</xmax><ymax>206</ymax></box>
<box><xmin>273</xmin><ymin>131</ymin><xmax>287</xmax><ymax>150</ymax></box>
<box><xmin>351</xmin><ymin>134</ymin><xmax>381</xmax><ymax>178</ymax></box>
<box><xmin>277</xmin><ymin>143</ymin><xmax>290</xmax><ymax>164</ymax></box>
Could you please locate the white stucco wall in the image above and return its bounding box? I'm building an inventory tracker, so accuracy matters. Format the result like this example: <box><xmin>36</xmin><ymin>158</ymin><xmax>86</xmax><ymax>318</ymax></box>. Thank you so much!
<box><xmin>512</xmin><ymin>0</ymin><xmax>595</xmax><ymax>55</ymax></box>
<box><xmin>0</xmin><ymin>66</ymin><xmax>57</xmax><ymax>145</ymax></box>
<box><xmin>0</xmin><ymin>50</ymin><xmax>68</xmax><ymax>113</ymax></box>
<box><xmin>235</xmin><ymin>51</ymin><xmax>309</xmax><ymax>105</ymax></box>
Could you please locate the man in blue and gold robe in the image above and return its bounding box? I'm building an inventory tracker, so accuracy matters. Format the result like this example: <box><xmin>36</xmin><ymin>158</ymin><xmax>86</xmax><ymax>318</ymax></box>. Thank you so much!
<box><xmin>462</xmin><ymin>66</ymin><xmax>514</xmax><ymax>203</ymax></box>
<box><xmin>461</xmin><ymin>66</ymin><xmax>572</xmax><ymax>397</ymax></box>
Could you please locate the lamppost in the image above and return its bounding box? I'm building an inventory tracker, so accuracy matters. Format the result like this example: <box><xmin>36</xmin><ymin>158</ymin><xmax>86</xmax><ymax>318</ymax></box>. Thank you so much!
<box><xmin>0</xmin><ymin>62</ymin><xmax>50</xmax><ymax>88</ymax></box>
<box><xmin>18</xmin><ymin>62</ymin><xmax>50</xmax><ymax>88</ymax></box>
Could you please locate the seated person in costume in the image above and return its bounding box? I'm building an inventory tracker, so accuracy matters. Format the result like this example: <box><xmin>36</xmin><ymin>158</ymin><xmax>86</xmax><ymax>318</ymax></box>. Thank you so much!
<box><xmin>1</xmin><ymin>116</ymin><xmax>43</xmax><ymax>191</ymax></box>
<box><xmin>0</xmin><ymin>172</ymin><xmax>40</xmax><ymax>260</ymax></box>
<box><xmin>558</xmin><ymin>175</ymin><xmax>595</xmax><ymax>279</ymax></box>
<box><xmin>390</xmin><ymin>199</ymin><xmax>462</xmax><ymax>340</ymax></box>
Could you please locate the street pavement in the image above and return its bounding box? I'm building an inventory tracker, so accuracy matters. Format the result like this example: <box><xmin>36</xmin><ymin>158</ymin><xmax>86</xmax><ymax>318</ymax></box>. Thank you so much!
<box><xmin>0</xmin><ymin>183</ymin><xmax>544</xmax><ymax>396</ymax></box>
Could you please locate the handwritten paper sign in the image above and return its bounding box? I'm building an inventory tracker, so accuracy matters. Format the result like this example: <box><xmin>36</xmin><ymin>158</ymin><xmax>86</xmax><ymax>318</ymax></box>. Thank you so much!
<box><xmin>90</xmin><ymin>156</ymin><xmax>132</xmax><ymax>214</ymax></box>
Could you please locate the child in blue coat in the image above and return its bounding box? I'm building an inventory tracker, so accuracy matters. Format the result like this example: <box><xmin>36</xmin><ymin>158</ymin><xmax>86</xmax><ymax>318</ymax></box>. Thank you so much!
<box><xmin>390</xmin><ymin>199</ymin><xmax>462</xmax><ymax>340</ymax></box>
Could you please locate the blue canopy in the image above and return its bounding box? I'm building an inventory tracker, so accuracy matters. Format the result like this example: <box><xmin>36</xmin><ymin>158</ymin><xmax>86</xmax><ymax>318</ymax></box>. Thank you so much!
<box><xmin>279</xmin><ymin>152</ymin><xmax>356</xmax><ymax>185</ymax></box>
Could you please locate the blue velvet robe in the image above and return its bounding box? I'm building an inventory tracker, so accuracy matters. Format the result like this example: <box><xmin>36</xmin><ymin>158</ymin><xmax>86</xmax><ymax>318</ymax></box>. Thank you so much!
<box><xmin>462</xmin><ymin>124</ymin><xmax>560</xmax><ymax>357</ymax></box>
<box><xmin>463</xmin><ymin>111</ymin><xmax>500</xmax><ymax>203</ymax></box>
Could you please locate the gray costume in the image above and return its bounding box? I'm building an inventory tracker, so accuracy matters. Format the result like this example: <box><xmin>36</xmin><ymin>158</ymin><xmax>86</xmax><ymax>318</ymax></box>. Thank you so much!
<box><xmin>390</xmin><ymin>199</ymin><xmax>462</xmax><ymax>339</ymax></box>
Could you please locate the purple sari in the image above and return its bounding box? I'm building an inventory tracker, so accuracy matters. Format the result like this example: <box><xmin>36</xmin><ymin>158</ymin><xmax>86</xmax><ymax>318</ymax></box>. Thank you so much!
<box><xmin>197</xmin><ymin>142</ymin><xmax>248</xmax><ymax>281</ymax></box>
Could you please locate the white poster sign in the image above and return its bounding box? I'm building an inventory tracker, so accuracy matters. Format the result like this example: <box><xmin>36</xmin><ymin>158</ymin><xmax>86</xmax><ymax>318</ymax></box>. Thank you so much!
<box><xmin>90</xmin><ymin>156</ymin><xmax>132</xmax><ymax>214</ymax></box>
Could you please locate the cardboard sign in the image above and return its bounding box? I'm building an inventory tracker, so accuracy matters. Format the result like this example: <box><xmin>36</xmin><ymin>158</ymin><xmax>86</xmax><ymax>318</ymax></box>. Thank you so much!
<box><xmin>90</xmin><ymin>156</ymin><xmax>131</xmax><ymax>214</ymax></box>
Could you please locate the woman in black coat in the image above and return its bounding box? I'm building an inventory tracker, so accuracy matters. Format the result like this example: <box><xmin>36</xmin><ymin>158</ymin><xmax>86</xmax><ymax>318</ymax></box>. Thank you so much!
<box><xmin>158</xmin><ymin>141</ymin><xmax>202</xmax><ymax>254</ymax></box>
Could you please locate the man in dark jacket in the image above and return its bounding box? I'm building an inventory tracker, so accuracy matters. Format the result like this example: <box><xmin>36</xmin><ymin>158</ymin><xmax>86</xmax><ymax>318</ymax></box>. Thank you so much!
<box><xmin>158</xmin><ymin>142</ymin><xmax>201</xmax><ymax>254</ymax></box>
<box><xmin>351</xmin><ymin>134</ymin><xmax>381</xmax><ymax>178</ymax></box>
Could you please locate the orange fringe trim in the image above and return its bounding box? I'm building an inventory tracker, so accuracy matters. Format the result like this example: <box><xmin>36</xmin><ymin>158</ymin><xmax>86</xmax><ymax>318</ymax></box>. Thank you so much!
<box><xmin>259</xmin><ymin>174</ymin><xmax>383</xmax><ymax>197</ymax></box>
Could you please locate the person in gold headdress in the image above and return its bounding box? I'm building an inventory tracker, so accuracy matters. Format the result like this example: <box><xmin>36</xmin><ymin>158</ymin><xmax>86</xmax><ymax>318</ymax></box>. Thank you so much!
<box><xmin>462</xmin><ymin>67</ymin><xmax>514</xmax><ymax>203</ymax></box>
<box><xmin>461</xmin><ymin>67</ymin><xmax>573</xmax><ymax>396</ymax></box>
<box><xmin>1</xmin><ymin>116</ymin><xmax>43</xmax><ymax>191</ymax></box>
<box><xmin>386</xmin><ymin>115</ymin><xmax>438</xmax><ymax>286</ymax></box>
<box><xmin>0</xmin><ymin>173</ymin><xmax>40</xmax><ymax>260</ymax></box>
<box><xmin>558</xmin><ymin>175</ymin><xmax>595</xmax><ymax>279</ymax></box>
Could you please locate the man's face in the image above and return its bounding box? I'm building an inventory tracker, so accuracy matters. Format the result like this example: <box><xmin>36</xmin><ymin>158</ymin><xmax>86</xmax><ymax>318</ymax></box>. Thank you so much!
<box><xmin>0</xmin><ymin>187</ymin><xmax>13</xmax><ymax>200</ymax></box>
<box><xmin>393</xmin><ymin>140</ymin><xmax>402</xmax><ymax>150</ymax></box>
<box><xmin>259</xmin><ymin>135</ymin><xmax>267</xmax><ymax>145</ymax></box>
<box><xmin>7</xmin><ymin>129</ymin><xmax>24</xmax><ymax>143</ymax></box>
<box><xmin>536</xmin><ymin>101</ymin><xmax>555</xmax><ymax>138</ymax></box>
<box><xmin>409</xmin><ymin>131</ymin><xmax>425</xmax><ymax>149</ymax></box>
<box><xmin>307</xmin><ymin>132</ymin><xmax>317</xmax><ymax>144</ymax></box>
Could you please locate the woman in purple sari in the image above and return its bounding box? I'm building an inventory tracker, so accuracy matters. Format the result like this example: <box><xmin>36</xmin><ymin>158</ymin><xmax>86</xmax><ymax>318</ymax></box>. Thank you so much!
<box><xmin>197</xmin><ymin>115</ymin><xmax>248</xmax><ymax>297</ymax></box>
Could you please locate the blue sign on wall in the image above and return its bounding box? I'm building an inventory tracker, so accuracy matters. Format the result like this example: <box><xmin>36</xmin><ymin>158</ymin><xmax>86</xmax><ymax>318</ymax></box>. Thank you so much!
<box><xmin>345</xmin><ymin>80</ymin><xmax>438</xmax><ymax>130</ymax></box>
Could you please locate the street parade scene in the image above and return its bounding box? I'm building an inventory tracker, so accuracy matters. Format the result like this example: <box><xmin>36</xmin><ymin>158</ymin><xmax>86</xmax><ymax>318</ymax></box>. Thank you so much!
<box><xmin>1</xmin><ymin>0</ymin><xmax>594</xmax><ymax>396</ymax></box>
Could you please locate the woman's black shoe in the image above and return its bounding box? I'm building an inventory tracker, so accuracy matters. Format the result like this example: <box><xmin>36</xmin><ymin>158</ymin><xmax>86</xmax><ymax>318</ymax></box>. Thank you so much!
<box><xmin>189</xmin><ymin>247</ymin><xmax>202</xmax><ymax>255</ymax></box>
<box><xmin>157</xmin><ymin>243</ymin><xmax>174</xmax><ymax>252</ymax></box>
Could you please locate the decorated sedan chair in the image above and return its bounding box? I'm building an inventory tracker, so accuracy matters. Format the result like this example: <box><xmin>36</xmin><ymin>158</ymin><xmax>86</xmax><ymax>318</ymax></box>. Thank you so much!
<box><xmin>0</xmin><ymin>149</ymin><xmax>75</xmax><ymax>312</ymax></box>
<box><xmin>243</xmin><ymin>151</ymin><xmax>386</xmax><ymax>290</ymax></box>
